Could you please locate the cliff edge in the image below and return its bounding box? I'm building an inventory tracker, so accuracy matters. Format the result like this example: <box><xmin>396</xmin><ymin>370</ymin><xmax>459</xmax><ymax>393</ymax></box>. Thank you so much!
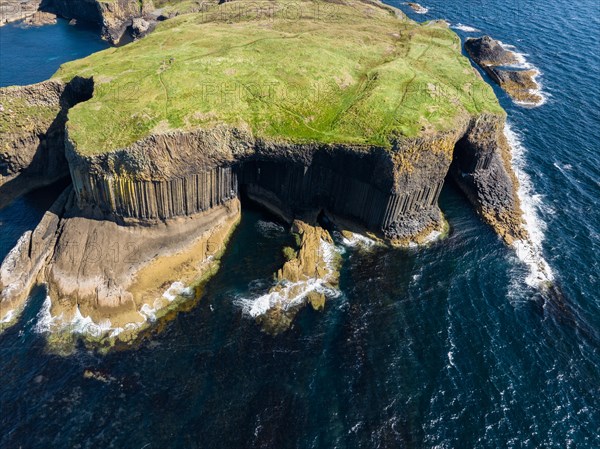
<box><xmin>0</xmin><ymin>0</ymin><xmax>528</xmax><ymax>347</ymax></box>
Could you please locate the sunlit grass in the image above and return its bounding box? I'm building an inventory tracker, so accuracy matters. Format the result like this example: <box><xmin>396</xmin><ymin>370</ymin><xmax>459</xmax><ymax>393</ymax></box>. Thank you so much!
<box><xmin>54</xmin><ymin>0</ymin><xmax>503</xmax><ymax>155</ymax></box>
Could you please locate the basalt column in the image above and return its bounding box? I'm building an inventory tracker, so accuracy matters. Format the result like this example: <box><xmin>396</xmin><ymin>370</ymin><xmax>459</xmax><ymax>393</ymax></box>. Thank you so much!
<box><xmin>450</xmin><ymin>114</ymin><xmax>526</xmax><ymax>243</ymax></box>
<box><xmin>238</xmin><ymin>138</ymin><xmax>455</xmax><ymax>241</ymax></box>
<box><xmin>70</xmin><ymin>166</ymin><xmax>238</xmax><ymax>220</ymax></box>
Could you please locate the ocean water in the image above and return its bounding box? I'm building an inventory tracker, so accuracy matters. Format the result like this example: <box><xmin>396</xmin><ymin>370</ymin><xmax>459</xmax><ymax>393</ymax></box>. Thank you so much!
<box><xmin>1</xmin><ymin>2</ymin><xmax>599</xmax><ymax>447</ymax></box>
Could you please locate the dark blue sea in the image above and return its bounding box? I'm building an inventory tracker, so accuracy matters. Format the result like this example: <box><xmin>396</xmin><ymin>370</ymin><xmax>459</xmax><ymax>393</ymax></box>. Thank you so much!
<box><xmin>0</xmin><ymin>3</ymin><xmax>599</xmax><ymax>447</ymax></box>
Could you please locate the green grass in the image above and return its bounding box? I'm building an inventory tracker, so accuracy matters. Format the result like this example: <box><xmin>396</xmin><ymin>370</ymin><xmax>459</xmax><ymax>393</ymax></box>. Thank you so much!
<box><xmin>54</xmin><ymin>0</ymin><xmax>504</xmax><ymax>155</ymax></box>
<box><xmin>0</xmin><ymin>93</ymin><xmax>59</xmax><ymax>136</ymax></box>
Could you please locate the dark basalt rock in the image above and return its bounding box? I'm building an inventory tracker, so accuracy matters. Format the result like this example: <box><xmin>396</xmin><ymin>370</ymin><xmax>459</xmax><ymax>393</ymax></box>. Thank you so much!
<box><xmin>465</xmin><ymin>35</ymin><xmax>518</xmax><ymax>67</ymax></box>
<box><xmin>465</xmin><ymin>35</ymin><xmax>542</xmax><ymax>105</ymax></box>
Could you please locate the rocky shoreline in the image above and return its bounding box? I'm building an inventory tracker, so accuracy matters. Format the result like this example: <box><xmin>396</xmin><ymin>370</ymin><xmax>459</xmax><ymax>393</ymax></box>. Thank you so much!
<box><xmin>465</xmin><ymin>36</ymin><xmax>543</xmax><ymax>106</ymax></box>
<box><xmin>0</xmin><ymin>0</ymin><xmax>532</xmax><ymax>349</ymax></box>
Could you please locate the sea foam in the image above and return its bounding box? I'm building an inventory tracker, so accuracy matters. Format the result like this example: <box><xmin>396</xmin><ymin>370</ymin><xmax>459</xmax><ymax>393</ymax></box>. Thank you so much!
<box><xmin>34</xmin><ymin>279</ymin><xmax>193</xmax><ymax>340</ymax></box>
<box><xmin>505</xmin><ymin>123</ymin><xmax>554</xmax><ymax>288</ymax></box>
<box><xmin>451</xmin><ymin>23</ymin><xmax>480</xmax><ymax>32</ymax></box>
<box><xmin>235</xmin><ymin>239</ymin><xmax>341</xmax><ymax>317</ymax></box>
<box><xmin>496</xmin><ymin>41</ymin><xmax>548</xmax><ymax>107</ymax></box>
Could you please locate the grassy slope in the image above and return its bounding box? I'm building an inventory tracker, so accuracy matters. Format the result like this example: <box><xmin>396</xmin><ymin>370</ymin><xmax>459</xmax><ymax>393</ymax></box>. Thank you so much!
<box><xmin>54</xmin><ymin>0</ymin><xmax>503</xmax><ymax>155</ymax></box>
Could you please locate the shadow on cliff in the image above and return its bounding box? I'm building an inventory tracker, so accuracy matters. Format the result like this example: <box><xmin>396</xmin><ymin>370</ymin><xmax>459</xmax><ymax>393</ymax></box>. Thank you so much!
<box><xmin>0</xmin><ymin>76</ymin><xmax>94</xmax><ymax>211</ymax></box>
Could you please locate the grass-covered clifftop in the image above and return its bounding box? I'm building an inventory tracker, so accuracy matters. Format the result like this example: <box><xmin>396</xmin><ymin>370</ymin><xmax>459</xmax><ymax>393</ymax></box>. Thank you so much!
<box><xmin>53</xmin><ymin>0</ymin><xmax>503</xmax><ymax>155</ymax></box>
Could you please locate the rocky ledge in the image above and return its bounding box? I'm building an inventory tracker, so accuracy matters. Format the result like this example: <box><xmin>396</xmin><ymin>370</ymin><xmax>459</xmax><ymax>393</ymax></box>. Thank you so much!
<box><xmin>0</xmin><ymin>0</ymin><xmax>529</xmax><ymax>348</ymax></box>
<box><xmin>0</xmin><ymin>0</ymin><xmax>42</xmax><ymax>26</ymax></box>
<box><xmin>465</xmin><ymin>36</ymin><xmax>543</xmax><ymax>106</ymax></box>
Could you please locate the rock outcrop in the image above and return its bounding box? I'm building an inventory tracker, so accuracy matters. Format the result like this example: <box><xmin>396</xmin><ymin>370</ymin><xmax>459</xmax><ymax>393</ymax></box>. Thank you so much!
<box><xmin>0</xmin><ymin>186</ymin><xmax>70</xmax><ymax>327</ymax></box>
<box><xmin>22</xmin><ymin>10</ymin><xmax>56</xmax><ymax>25</ymax></box>
<box><xmin>39</xmin><ymin>0</ymin><xmax>155</xmax><ymax>43</ymax></box>
<box><xmin>0</xmin><ymin>0</ymin><xmax>42</xmax><ymax>26</ymax></box>
<box><xmin>251</xmin><ymin>220</ymin><xmax>340</xmax><ymax>334</ymax></box>
<box><xmin>450</xmin><ymin>114</ymin><xmax>526</xmax><ymax>244</ymax></box>
<box><xmin>0</xmin><ymin>77</ymin><xmax>93</xmax><ymax>207</ymax></box>
<box><xmin>0</xmin><ymin>1</ymin><xmax>531</xmax><ymax>346</ymax></box>
<box><xmin>465</xmin><ymin>36</ymin><xmax>543</xmax><ymax>105</ymax></box>
<box><xmin>406</xmin><ymin>2</ymin><xmax>428</xmax><ymax>14</ymax></box>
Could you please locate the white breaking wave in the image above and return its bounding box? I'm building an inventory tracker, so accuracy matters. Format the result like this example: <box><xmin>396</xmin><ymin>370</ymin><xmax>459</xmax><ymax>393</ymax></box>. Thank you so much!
<box><xmin>405</xmin><ymin>2</ymin><xmax>429</xmax><ymax>14</ymax></box>
<box><xmin>496</xmin><ymin>41</ymin><xmax>548</xmax><ymax>107</ymax></box>
<box><xmin>337</xmin><ymin>231</ymin><xmax>378</xmax><ymax>249</ymax></box>
<box><xmin>1</xmin><ymin>309</ymin><xmax>15</xmax><ymax>324</ymax></box>
<box><xmin>451</xmin><ymin>23</ymin><xmax>480</xmax><ymax>32</ymax></box>
<box><xmin>162</xmin><ymin>281</ymin><xmax>192</xmax><ymax>302</ymax></box>
<box><xmin>34</xmin><ymin>280</ymin><xmax>193</xmax><ymax>339</ymax></box>
<box><xmin>235</xmin><ymin>239</ymin><xmax>341</xmax><ymax>318</ymax></box>
<box><xmin>505</xmin><ymin>123</ymin><xmax>554</xmax><ymax>288</ymax></box>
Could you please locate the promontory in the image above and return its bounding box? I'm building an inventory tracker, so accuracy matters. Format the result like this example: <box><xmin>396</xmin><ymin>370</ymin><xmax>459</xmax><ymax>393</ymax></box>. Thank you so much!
<box><xmin>0</xmin><ymin>0</ymin><xmax>528</xmax><ymax>348</ymax></box>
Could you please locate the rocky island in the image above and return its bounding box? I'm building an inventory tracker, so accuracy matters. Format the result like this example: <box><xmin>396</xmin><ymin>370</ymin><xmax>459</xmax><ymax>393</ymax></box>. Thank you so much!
<box><xmin>0</xmin><ymin>0</ymin><xmax>529</xmax><ymax>347</ymax></box>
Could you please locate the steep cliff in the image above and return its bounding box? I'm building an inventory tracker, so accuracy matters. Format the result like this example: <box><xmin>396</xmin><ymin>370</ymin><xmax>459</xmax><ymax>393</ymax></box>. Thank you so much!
<box><xmin>0</xmin><ymin>77</ymin><xmax>93</xmax><ymax>207</ymax></box>
<box><xmin>40</xmin><ymin>0</ymin><xmax>154</xmax><ymax>43</ymax></box>
<box><xmin>450</xmin><ymin>113</ymin><xmax>526</xmax><ymax>244</ymax></box>
<box><xmin>0</xmin><ymin>0</ymin><xmax>529</xmax><ymax>345</ymax></box>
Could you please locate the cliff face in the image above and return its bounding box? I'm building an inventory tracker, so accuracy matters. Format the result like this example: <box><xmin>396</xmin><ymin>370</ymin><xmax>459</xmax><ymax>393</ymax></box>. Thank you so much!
<box><xmin>450</xmin><ymin>113</ymin><xmax>526</xmax><ymax>244</ymax></box>
<box><xmin>0</xmin><ymin>95</ymin><xmax>524</xmax><ymax>346</ymax></box>
<box><xmin>40</xmin><ymin>0</ymin><xmax>153</xmax><ymax>43</ymax></box>
<box><xmin>0</xmin><ymin>77</ymin><xmax>93</xmax><ymax>206</ymax></box>
<box><xmin>65</xmin><ymin>123</ymin><xmax>469</xmax><ymax>243</ymax></box>
<box><xmin>0</xmin><ymin>0</ymin><xmax>530</xmax><ymax>345</ymax></box>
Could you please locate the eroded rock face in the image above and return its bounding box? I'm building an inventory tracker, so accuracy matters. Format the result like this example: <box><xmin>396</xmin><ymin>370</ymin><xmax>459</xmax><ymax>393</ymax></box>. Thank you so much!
<box><xmin>45</xmin><ymin>198</ymin><xmax>240</xmax><ymax>332</ymax></box>
<box><xmin>66</xmin><ymin>123</ymin><xmax>470</xmax><ymax>243</ymax></box>
<box><xmin>465</xmin><ymin>36</ymin><xmax>542</xmax><ymax>105</ymax></box>
<box><xmin>450</xmin><ymin>114</ymin><xmax>526</xmax><ymax>244</ymax></box>
<box><xmin>0</xmin><ymin>190</ymin><xmax>241</xmax><ymax>344</ymax></box>
<box><xmin>0</xmin><ymin>186</ymin><xmax>71</xmax><ymax>326</ymax></box>
<box><xmin>0</xmin><ymin>77</ymin><xmax>93</xmax><ymax>207</ymax></box>
<box><xmin>0</xmin><ymin>0</ymin><xmax>42</xmax><ymax>26</ymax></box>
<box><xmin>22</xmin><ymin>11</ymin><xmax>57</xmax><ymax>25</ymax></box>
<box><xmin>40</xmin><ymin>0</ymin><xmax>154</xmax><ymax>43</ymax></box>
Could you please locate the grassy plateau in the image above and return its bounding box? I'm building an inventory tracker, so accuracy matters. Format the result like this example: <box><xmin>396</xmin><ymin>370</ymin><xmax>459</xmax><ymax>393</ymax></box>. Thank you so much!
<box><xmin>53</xmin><ymin>0</ymin><xmax>504</xmax><ymax>155</ymax></box>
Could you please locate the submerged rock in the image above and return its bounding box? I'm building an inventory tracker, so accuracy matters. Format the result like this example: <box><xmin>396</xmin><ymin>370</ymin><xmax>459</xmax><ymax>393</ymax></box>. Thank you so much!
<box><xmin>406</xmin><ymin>2</ymin><xmax>428</xmax><ymax>14</ymax></box>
